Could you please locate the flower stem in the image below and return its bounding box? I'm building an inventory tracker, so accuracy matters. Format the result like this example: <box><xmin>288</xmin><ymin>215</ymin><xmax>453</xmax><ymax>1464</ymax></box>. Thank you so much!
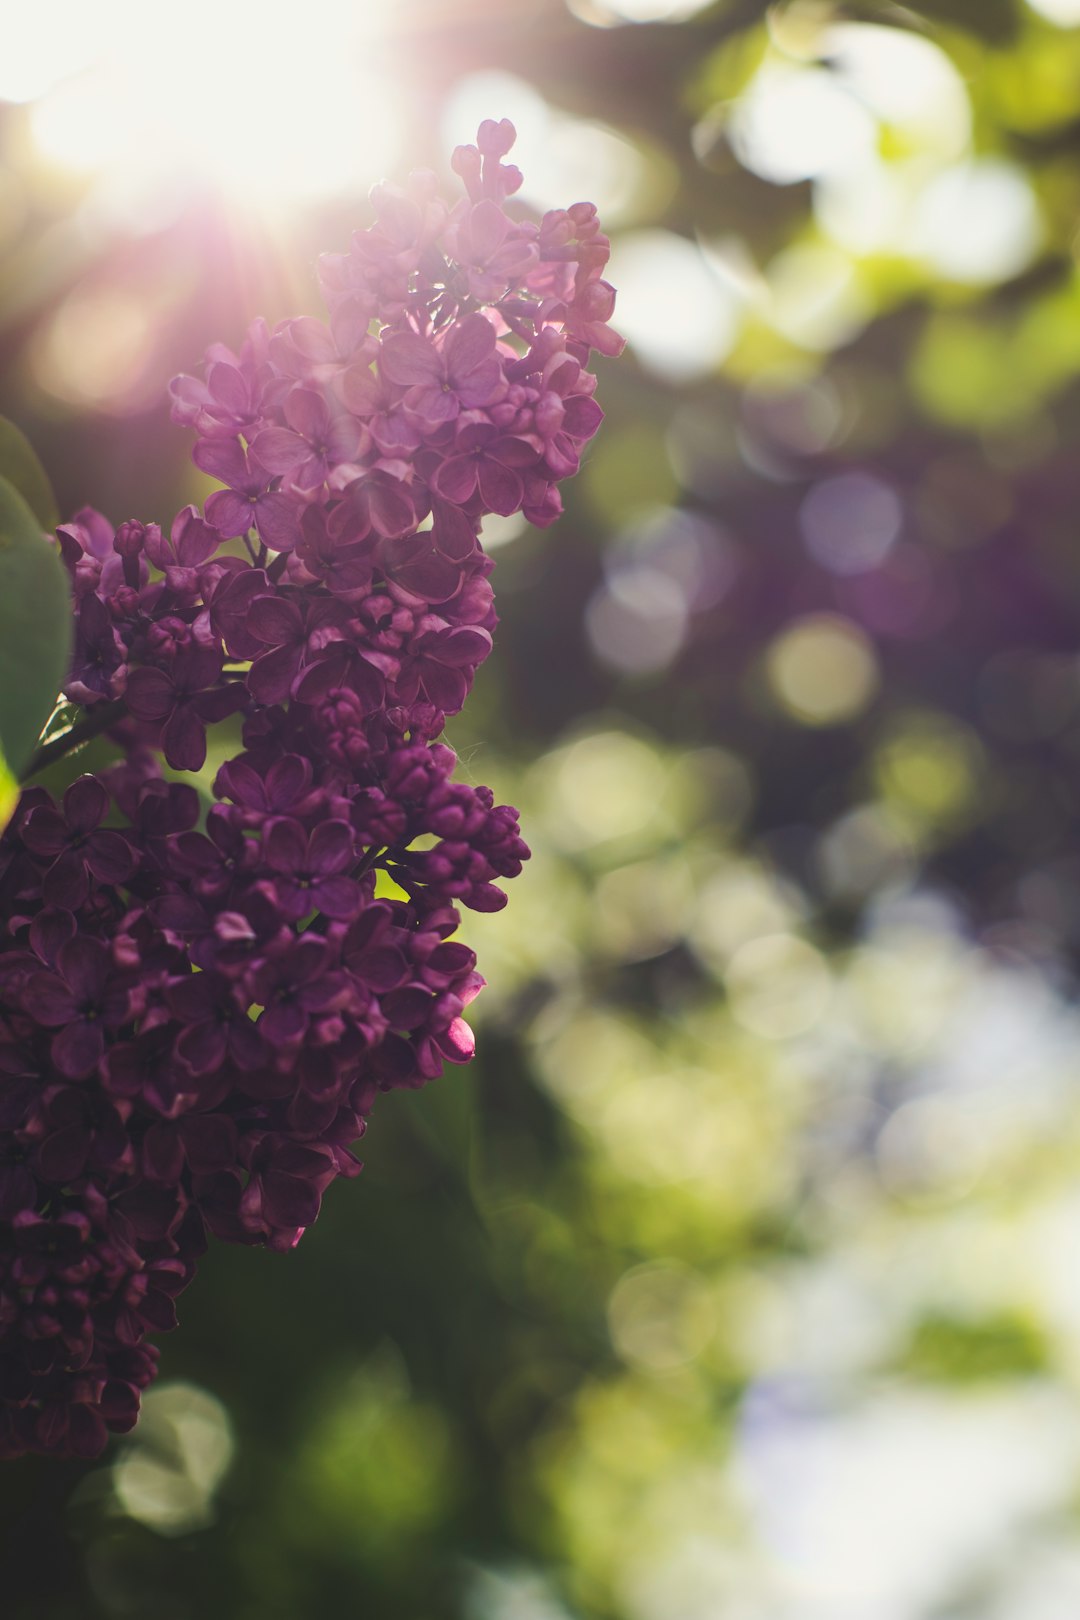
<box><xmin>22</xmin><ymin>699</ymin><xmax>128</xmax><ymax>782</ymax></box>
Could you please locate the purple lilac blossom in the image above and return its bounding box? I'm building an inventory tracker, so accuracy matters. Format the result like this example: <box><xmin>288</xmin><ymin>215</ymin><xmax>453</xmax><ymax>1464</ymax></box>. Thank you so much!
<box><xmin>0</xmin><ymin>119</ymin><xmax>621</xmax><ymax>1457</ymax></box>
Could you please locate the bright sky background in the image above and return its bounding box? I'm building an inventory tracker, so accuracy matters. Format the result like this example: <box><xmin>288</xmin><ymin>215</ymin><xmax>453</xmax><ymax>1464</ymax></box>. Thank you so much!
<box><xmin>2</xmin><ymin>0</ymin><xmax>406</xmax><ymax>213</ymax></box>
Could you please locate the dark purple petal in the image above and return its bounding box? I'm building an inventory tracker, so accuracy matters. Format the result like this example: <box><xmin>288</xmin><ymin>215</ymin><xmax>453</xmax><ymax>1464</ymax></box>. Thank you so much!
<box><xmin>52</xmin><ymin>1020</ymin><xmax>105</xmax><ymax>1079</ymax></box>
<box><xmin>166</xmin><ymin>973</ymin><xmax>217</xmax><ymax>1021</ymax></box>
<box><xmin>21</xmin><ymin>806</ymin><xmax>69</xmax><ymax>857</ymax></box>
<box><xmin>140</xmin><ymin>1290</ymin><xmax>179</xmax><ymax>1334</ymax></box>
<box><xmin>67</xmin><ymin>1406</ymin><xmax>108</xmax><ymax>1459</ymax></box>
<box><xmin>465</xmin><ymin>883</ymin><xmax>508</xmax><ymax>912</ymax></box>
<box><xmin>177</xmin><ymin>1020</ymin><xmax>228</xmax><ymax>1075</ymax></box>
<box><xmin>228</xmin><ymin>1017</ymin><xmax>265</xmax><ymax>1070</ymax></box>
<box><xmin>421</xmin><ymin>661</ymin><xmax>469</xmax><ymax>713</ymax></box>
<box><xmin>247</xmin><ymin>596</ymin><xmax>301</xmax><ymax>646</ymax></box>
<box><xmin>267</xmin><ymin>754</ymin><xmax>312</xmax><ymax>807</ymax></box>
<box><xmin>366</xmin><ymin>477</ymin><xmax>417</xmax><ymax>538</ymax></box>
<box><xmin>63</xmin><ymin>776</ymin><xmax>108</xmax><ymax>836</ymax></box>
<box><xmin>205</xmin><ymin>488</ymin><xmax>256</xmax><ymax>538</ymax></box>
<box><xmin>85</xmin><ymin>830</ymin><xmax>135</xmax><ymax>886</ymax></box>
<box><xmin>491</xmin><ymin>435</ymin><xmax>539</xmax><ymax>467</ymax></box>
<box><xmin>431</xmin><ymin>455</ymin><xmax>479</xmax><ymax>505</ymax></box>
<box><xmin>58</xmin><ymin>937</ymin><xmax>109</xmax><ymax>1001</ymax></box>
<box><xmin>309</xmin><ymin>820</ymin><xmax>354</xmax><ymax>876</ymax></box>
<box><xmin>261</xmin><ymin>1170</ymin><xmax>321</xmax><ymax>1229</ymax></box>
<box><xmin>180</xmin><ymin>643</ymin><xmax>226</xmax><ymax>692</ymax></box>
<box><xmin>264</xmin><ymin>819</ymin><xmax>307</xmax><ymax>874</ymax></box>
<box><xmin>290</xmin><ymin>937</ymin><xmax>330</xmax><ymax>983</ymax></box>
<box><xmin>36</xmin><ymin>1125</ymin><xmax>89</xmax><ymax>1184</ymax></box>
<box><xmin>171</xmin><ymin>507</ymin><xmax>221</xmax><ymax>567</ymax></box>
<box><xmin>125</xmin><ymin>667</ymin><xmax>175</xmax><ymax>723</ymax></box>
<box><xmin>162</xmin><ymin>707</ymin><xmax>207</xmax><ymax>772</ymax></box>
<box><xmin>429</xmin><ymin>941</ymin><xmax>476</xmax><ymax>975</ymax></box>
<box><xmin>248</xmin><ymin>646</ymin><xmax>302</xmax><ymax>705</ymax></box>
<box><xmin>216</xmin><ymin>759</ymin><xmax>266</xmax><ymax>810</ymax></box>
<box><xmin>42</xmin><ymin>850</ymin><xmax>90</xmax><ymax>911</ymax></box>
<box><xmin>253</xmin><ymin>494</ymin><xmax>301</xmax><ymax>551</ymax></box>
<box><xmin>386</xmin><ymin>542</ymin><xmax>461</xmax><ymax>602</ymax></box>
<box><xmin>29</xmin><ymin>908</ymin><xmax>76</xmax><ymax>966</ymax></box>
<box><xmin>150</xmin><ymin>893</ymin><xmax>210</xmax><ymax>933</ymax></box>
<box><xmin>382</xmin><ymin>985</ymin><xmax>434</xmax><ymax>1028</ymax></box>
<box><xmin>193</xmin><ymin>684</ymin><xmax>246</xmax><ymax>725</ymax></box>
<box><xmin>36</xmin><ymin>1408</ymin><xmax>68</xmax><ymax>1452</ymax></box>
<box><xmin>357</xmin><ymin>946</ymin><xmax>409</xmax><ymax>990</ymax></box>
<box><xmin>477</xmin><ymin>458</ymin><xmax>524</xmax><ymax>515</ymax></box>
<box><xmin>0</xmin><ymin>1165</ymin><xmax>35</xmax><ymax>1221</ymax></box>
<box><xmin>236</xmin><ymin>1066</ymin><xmax>294</xmax><ymax>1102</ymax></box>
<box><xmin>258</xmin><ymin>1004</ymin><xmax>307</xmax><ymax>1044</ymax></box>
<box><xmin>312</xmin><ymin>876</ymin><xmax>361</xmax><ymax>919</ymax></box>
<box><xmin>180</xmin><ymin>1114</ymin><xmax>238</xmax><ymax>1170</ymax></box>
<box><xmin>434</xmin><ymin>627</ymin><xmax>492</xmax><ymax>666</ymax></box>
<box><xmin>23</xmin><ymin>972</ymin><xmax>77</xmax><ymax>1025</ymax></box>
<box><xmin>144</xmin><ymin>1124</ymin><xmax>186</xmax><ymax>1182</ymax></box>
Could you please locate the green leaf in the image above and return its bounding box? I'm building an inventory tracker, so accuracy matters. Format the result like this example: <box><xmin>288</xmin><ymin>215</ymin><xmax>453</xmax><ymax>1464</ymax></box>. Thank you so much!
<box><xmin>0</xmin><ymin>474</ymin><xmax>72</xmax><ymax>778</ymax></box>
<box><xmin>0</xmin><ymin>737</ymin><xmax>18</xmax><ymax>836</ymax></box>
<box><xmin>0</xmin><ymin>417</ymin><xmax>60</xmax><ymax>534</ymax></box>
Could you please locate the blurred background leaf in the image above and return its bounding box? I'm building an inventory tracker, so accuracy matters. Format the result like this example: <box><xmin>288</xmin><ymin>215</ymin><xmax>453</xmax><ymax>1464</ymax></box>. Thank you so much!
<box><xmin>0</xmin><ymin>416</ymin><xmax>59</xmax><ymax>531</ymax></box>
<box><xmin>0</xmin><ymin>475</ymin><xmax>70</xmax><ymax>775</ymax></box>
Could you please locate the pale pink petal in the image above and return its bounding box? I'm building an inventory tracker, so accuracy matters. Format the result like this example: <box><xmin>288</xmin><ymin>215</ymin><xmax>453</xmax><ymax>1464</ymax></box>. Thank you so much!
<box><xmin>379</xmin><ymin>331</ymin><xmax>441</xmax><ymax>388</ymax></box>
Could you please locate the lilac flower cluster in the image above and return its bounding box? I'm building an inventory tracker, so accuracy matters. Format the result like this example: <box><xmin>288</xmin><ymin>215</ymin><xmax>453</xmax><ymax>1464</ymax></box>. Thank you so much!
<box><xmin>0</xmin><ymin>120</ymin><xmax>621</xmax><ymax>1458</ymax></box>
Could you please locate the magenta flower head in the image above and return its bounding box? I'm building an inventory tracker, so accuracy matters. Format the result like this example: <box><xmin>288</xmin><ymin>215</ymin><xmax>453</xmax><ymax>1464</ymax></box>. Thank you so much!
<box><xmin>0</xmin><ymin>118</ymin><xmax>620</xmax><ymax>1457</ymax></box>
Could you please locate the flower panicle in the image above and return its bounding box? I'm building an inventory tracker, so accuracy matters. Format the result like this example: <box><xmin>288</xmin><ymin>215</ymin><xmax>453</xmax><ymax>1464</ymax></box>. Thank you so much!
<box><xmin>0</xmin><ymin>120</ymin><xmax>620</xmax><ymax>1458</ymax></box>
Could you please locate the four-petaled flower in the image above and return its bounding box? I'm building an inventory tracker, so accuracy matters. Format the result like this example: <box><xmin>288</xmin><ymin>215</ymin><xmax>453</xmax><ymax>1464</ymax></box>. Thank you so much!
<box><xmin>126</xmin><ymin>645</ymin><xmax>246</xmax><ymax>770</ymax></box>
<box><xmin>25</xmin><ymin>938</ymin><xmax>133</xmax><ymax>1080</ymax></box>
<box><xmin>261</xmin><ymin>818</ymin><xmax>362</xmax><ymax>921</ymax></box>
<box><xmin>23</xmin><ymin>777</ymin><xmax>133</xmax><ymax>909</ymax></box>
<box><xmin>379</xmin><ymin>313</ymin><xmax>505</xmax><ymax>428</ymax></box>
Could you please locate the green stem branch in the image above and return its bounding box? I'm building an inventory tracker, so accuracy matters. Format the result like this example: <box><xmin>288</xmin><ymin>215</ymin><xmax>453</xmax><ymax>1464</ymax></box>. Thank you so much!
<box><xmin>22</xmin><ymin>698</ymin><xmax>128</xmax><ymax>782</ymax></box>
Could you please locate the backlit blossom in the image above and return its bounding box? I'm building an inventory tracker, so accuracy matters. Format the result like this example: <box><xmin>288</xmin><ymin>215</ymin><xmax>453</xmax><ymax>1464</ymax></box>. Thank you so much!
<box><xmin>0</xmin><ymin>119</ymin><xmax>620</xmax><ymax>1457</ymax></box>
